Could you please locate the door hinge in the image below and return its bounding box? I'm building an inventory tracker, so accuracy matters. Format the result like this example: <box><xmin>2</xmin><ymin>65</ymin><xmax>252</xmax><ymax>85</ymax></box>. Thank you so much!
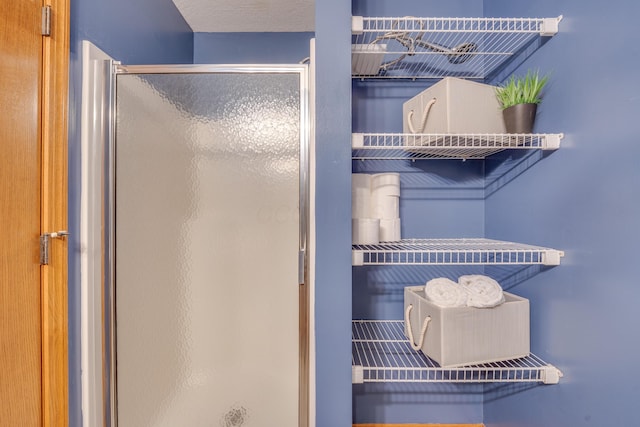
<box><xmin>40</xmin><ymin>231</ymin><xmax>68</xmax><ymax>265</ymax></box>
<box><xmin>41</xmin><ymin>5</ymin><xmax>52</xmax><ymax>37</ymax></box>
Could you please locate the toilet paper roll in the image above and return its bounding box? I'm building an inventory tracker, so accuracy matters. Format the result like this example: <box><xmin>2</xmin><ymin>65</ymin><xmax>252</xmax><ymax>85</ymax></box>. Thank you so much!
<box><xmin>379</xmin><ymin>218</ymin><xmax>401</xmax><ymax>242</ymax></box>
<box><xmin>371</xmin><ymin>173</ymin><xmax>400</xmax><ymax>197</ymax></box>
<box><xmin>352</xmin><ymin>174</ymin><xmax>372</xmax><ymax>218</ymax></box>
<box><xmin>353</xmin><ymin>173</ymin><xmax>372</xmax><ymax>188</ymax></box>
<box><xmin>372</xmin><ymin>172</ymin><xmax>400</xmax><ymax>187</ymax></box>
<box><xmin>352</xmin><ymin>218</ymin><xmax>380</xmax><ymax>245</ymax></box>
<box><xmin>371</xmin><ymin>194</ymin><xmax>400</xmax><ymax>220</ymax></box>
<box><xmin>352</xmin><ymin>190</ymin><xmax>371</xmax><ymax>219</ymax></box>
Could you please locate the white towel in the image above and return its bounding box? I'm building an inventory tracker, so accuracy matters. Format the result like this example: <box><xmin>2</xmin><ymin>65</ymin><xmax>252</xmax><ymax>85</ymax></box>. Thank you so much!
<box><xmin>458</xmin><ymin>275</ymin><xmax>505</xmax><ymax>308</ymax></box>
<box><xmin>424</xmin><ymin>278</ymin><xmax>468</xmax><ymax>308</ymax></box>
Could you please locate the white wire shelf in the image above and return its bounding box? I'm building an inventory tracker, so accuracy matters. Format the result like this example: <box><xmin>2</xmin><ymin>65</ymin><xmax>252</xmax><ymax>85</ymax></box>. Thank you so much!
<box><xmin>352</xmin><ymin>238</ymin><xmax>564</xmax><ymax>266</ymax></box>
<box><xmin>352</xmin><ymin>320</ymin><xmax>562</xmax><ymax>384</ymax></box>
<box><xmin>352</xmin><ymin>132</ymin><xmax>562</xmax><ymax>160</ymax></box>
<box><xmin>352</xmin><ymin>16</ymin><xmax>562</xmax><ymax>80</ymax></box>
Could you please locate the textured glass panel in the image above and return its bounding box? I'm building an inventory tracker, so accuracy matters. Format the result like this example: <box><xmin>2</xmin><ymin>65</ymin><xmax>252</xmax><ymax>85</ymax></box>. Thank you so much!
<box><xmin>115</xmin><ymin>72</ymin><xmax>300</xmax><ymax>427</ymax></box>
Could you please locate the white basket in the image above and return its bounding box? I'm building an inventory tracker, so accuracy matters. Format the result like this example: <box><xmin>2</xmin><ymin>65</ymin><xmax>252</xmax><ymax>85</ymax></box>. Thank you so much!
<box><xmin>402</xmin><ymin>77</ymin><xmax>506</xmax><ymax>135</ymax></box>
<box><xmin>404</xmin><ymin>285</ymin><xmax>529</xmax><ymax>367</ymax></box>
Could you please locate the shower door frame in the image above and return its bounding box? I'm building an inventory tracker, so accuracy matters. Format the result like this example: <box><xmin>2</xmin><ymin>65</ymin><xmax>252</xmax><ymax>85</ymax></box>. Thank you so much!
<box><xmin>104</xmin><ymin>63</ymin><xmax>311</xmax><ymax>427</ymax></box>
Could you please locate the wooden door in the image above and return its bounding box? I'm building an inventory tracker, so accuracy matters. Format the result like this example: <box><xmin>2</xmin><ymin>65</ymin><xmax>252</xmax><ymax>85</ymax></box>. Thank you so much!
<box><xmin>1</xmin><ymin>0</ymin><xmax>44</xmax><ymax>425</ymax></box>
<box><xmin>0</xmin><ymin>0</ymin><xmax>69</xmax><ymax>425</ymax></box>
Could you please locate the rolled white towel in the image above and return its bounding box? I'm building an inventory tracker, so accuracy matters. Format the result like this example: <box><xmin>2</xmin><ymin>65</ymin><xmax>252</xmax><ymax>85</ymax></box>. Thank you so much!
<box><xmin>458</xmin><ymin>275</ymin><xmax>505</xmax><ymax>308</ymax></box>
<box><xmin>424</xmin><ymin>278</ymin><xmax>468</xmax><ymax>308</ymax></box>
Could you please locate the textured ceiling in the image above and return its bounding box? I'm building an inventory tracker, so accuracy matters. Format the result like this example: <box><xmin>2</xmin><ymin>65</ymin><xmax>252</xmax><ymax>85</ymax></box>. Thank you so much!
<box><xmin>171</xmin><ymin>0</ymin><xmax>315</xmax><ymax>32</ymax></box>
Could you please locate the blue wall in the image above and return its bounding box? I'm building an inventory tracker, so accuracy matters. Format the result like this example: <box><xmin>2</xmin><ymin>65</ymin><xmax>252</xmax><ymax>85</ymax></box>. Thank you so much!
<box><xmin>315</xmin><ymin>1</ymin><xmax>353</xmax><ymax>426</ymax></box>
<box><xmin>194</xmin><ymin>32</ymin><xmax>313</xmax><ymax>64</ymax></box>
<box><xmin>483</xmin><ymin>1</ymin><xmax>640</xmax><ymax>426</ymax></box>
<box><xmin>68</xmin><ymin>1</ymin><xmax>192</xmax><ymax>425</ymax></box>
<box><xmin>70</xmin><ymin>0</ymin><xmax>193</xmax><ymax>65</ymax></box>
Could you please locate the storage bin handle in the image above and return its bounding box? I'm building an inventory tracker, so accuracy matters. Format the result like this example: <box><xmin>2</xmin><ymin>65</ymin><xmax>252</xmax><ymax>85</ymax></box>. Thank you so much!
<box><xmin>405</xmin><ymin>304</ymin><xmax>431</xmax><ymax>351</ymax></box>
<box><xmin>407</xmin><ymin>98</ymin><xmax>437</xmax><ymax>134</ymax></box>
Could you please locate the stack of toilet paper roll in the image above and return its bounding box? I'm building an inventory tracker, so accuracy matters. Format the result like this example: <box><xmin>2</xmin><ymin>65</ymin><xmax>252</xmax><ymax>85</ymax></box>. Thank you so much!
<box><xmin>352</xmin><ymin>173</ymin><xmax>401</xmax><ymax>244</ymax></box>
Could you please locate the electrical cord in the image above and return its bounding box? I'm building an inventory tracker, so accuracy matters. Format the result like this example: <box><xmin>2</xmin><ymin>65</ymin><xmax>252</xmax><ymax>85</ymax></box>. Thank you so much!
<box><xmin>368</xmin><ymin>17</ymin><xmax>424</xmax><ymax>71</ymax></box>
<box><xmin>365</xmin><ymin>17</ymin><xmax>476</xmax><ymax>73</ymax></box>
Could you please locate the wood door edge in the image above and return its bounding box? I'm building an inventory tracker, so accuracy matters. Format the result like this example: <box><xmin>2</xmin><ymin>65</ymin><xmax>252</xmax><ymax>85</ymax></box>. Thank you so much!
<box><xmin>41</xmin><ymin>0</ymin><xmax>70</xmax><ymax>425</ymax></box>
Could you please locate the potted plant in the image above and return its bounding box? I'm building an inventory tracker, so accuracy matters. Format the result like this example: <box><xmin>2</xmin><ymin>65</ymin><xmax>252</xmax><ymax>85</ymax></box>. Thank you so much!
<box><xmin>495</xmin><ymin>69</ymin><xmax>550</xmax><ymax>133</ymax></box>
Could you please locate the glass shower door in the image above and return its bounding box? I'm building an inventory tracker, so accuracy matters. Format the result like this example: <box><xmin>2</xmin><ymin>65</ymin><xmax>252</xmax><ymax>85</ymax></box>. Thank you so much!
<box><xmin>113</xmin><ymin>66</ymin><xmax>308</xmax><ymax>427</ymax></box>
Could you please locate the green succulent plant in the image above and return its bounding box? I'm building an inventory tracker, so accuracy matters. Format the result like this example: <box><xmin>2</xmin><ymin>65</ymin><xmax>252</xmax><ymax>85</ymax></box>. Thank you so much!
<box><xmin>495</xmin><ymin>69</ymin><xmax>550</xmax><ymax>110</ymax></box>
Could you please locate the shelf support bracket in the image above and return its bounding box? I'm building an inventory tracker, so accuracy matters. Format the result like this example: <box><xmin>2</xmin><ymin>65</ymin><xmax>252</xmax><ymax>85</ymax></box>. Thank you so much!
<box><xmin>352</xmin><ymin>251</ymin><xmax>364</xmax><ymax>266</ymax></box>
<box><xmin>352</xmin><ymin>16</ymin><xmax>364</xmax><ymax>35</ymax></box>
<box><xmin>544</xmin><ymin>133</ymin><xmax>563</xmax><ymax>150</ymax></box>
<box><xmin>541</xmin><ymin>365</ymin><xmax>563</xmax><ymax>384</ymax></box>
<box><xmin>352</xmin><ymin>133</ymin><xmax>364</xmax><ymax>149</ymax></box>
<box><xmin>540</xmin><ymin>16</ymin><xmax>563</xmax><ymax>36</ymax></box>
<box><xmin>352</xmin><ymin>365</ymin><xmax>364</xmax><ymax>384</ymax></box>
<box><xmin>542</xmin><ymin>250</ymin><xmax>564</xmax><ymax>266</ymax></box>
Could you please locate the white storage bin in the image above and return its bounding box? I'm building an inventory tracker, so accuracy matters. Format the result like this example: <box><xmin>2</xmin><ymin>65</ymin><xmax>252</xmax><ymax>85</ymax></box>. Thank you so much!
<box><xmin>352</xmin><ymin>44</ymin><xmax>387</xmax><ymax>76</ymax></box>
<box><xmin>404</xmin><ymin>285</ymin><xmax>529</xmax><ymax>367</ymax></box>
<box><xmin>402</xmin><ymin>77</ymin><xmax>506</xmax><ymax>135</ymax></box>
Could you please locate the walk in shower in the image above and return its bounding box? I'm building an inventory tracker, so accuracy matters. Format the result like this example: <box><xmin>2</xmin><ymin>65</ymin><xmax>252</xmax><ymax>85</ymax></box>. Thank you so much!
<box><xmin>81</xmin><ymin>43</ymin><xmax>311</xmax><ymax>426</ymax></box>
